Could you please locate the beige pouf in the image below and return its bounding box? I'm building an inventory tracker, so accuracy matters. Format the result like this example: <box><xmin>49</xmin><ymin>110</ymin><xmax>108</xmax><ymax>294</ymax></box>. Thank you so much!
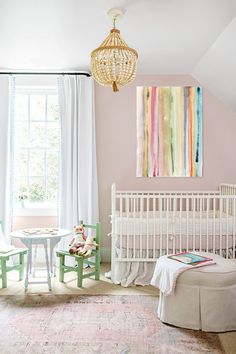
<box><xmin>157</xmin><ymin>252</ymin><xmax>236</xmax><ymax>332</ymax></box>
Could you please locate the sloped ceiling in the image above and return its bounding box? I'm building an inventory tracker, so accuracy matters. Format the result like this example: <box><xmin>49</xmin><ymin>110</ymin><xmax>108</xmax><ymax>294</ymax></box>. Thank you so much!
<box><xmin>192</xmin><ymin>18</ymin><xmax>236</xmax><ymax>111</ymax></box>
<box><xmin>0</xmin><ymin>0</ymin><xmax>235</xmax><ymax>110</ymax></box>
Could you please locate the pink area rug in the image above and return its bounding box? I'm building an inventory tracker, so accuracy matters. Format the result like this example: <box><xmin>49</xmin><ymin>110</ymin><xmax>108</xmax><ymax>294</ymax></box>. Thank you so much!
<box><xmin>0</xmin><ymin>295</ymin><xmax>223</xmax><ymax>354</ymax></box>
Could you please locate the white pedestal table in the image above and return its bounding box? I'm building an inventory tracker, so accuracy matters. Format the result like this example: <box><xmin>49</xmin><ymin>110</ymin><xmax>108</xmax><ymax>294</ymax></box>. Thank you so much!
<box><xmin>11</xmin><ymin>228</ymin><xmax>72</xmax><ymax>291</ymax></box>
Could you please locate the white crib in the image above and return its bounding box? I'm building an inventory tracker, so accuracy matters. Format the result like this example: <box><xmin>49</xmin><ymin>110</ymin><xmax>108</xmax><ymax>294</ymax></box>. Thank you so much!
<box><xmin>110</xmin><ymin>183</ymin><xmax>236</xmax><ymax>286</ymax></box>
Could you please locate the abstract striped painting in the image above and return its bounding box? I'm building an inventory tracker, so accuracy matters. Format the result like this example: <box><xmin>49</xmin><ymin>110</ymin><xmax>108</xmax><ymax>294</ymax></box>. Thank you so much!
<box><xmin>137</xmin><ymin>86</ymin><xmax>202</xmax><ymax>177</ymax></box>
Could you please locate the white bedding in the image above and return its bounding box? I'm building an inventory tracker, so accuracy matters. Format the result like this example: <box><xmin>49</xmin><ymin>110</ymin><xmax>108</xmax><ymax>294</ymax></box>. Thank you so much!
<box><xmin>113</xmin><ymin>210</ymin><xmax>235</xmax><ymax>237</ymax></box>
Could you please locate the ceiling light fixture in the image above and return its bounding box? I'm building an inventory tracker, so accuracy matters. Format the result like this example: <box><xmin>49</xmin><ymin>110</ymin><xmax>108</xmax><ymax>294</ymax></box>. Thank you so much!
<box><xmin>91</xmin><ymin>8</ymin><xmax>138</xmax><ymax>92</ymax></box>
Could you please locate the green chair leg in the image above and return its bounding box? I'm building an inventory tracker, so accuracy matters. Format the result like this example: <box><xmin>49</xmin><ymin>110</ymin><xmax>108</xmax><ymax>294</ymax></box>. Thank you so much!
<box><xmin>59</xmin><ymin>255</ymin><xmax>65</xmax><ymax>282</ymax></box>
<box><xmin>95</xmin><ymin>252</ymin><xmax>100</xmax><ymax>280</ymax></box>
<box><xmin>19</xmin><ymin>253</ymin><xmax>25</xmax><ymax>281</ymax></box>
<box><xmin>1</xmin><ymin>259</ymin><xmax>7</xmax><ymax>288</ymax></box>
<box><xmin>77</xmin><ymin>258</ymin><xmax>84</xmax><ymax>287</ymax></box>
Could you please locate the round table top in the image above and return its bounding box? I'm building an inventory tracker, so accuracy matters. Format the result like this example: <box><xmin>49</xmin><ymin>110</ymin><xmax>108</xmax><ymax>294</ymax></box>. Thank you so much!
<box><xmin>11</xmin><ymin>228</ymin><xmax>72</xmax><ymax>240</ymax></box>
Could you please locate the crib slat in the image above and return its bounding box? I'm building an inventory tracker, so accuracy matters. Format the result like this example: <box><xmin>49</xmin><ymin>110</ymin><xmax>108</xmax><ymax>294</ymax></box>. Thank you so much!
<box><xmin>133</xmin><ymin>196</ymin><xmax>136</xmax><ymax>259</ymax></box>
<box><xmin>180</xmin><ymin>196</ymin><xmax>182</xmax><ymax>252</ymax></box>
<box><xmin>226</xmin><ymin>198</ymin><xmax>229</xmax><ymax>259</ymax></box>
<box><xmin>173</xmin><ymin>197</ymin><xmax>176</xmax><ymax>254</ymax></box>
<box><xmin>206</xmin><ymin>198</ymin><xmax>209</xmax><ymax>252</ymax></box>
<box><xmin>186</xmin><ymin>198</ymin><xmax>189</xmax><ymax>252</ymax></box>
<box><xmin>213</xmin><ymin>197</ymin><xmax>216</xmax><ymax>254</ymax></box>
<box><xmin>193</xmin><ymin>197</ymin><xmax>196</xmax><ymax>252</ymax></box>
<box><xmin>146</xmin><ymin>195</ymin><xmax>149</xmax><ymax>260</ymax></box>
<box><xmin>153</xmin><ymin>197</ymin><xmax>156</xmax><ymax>259</ymax></box>
<box><xmin>219</xmin><ymin>198</ymin><xmax>222</xmax><ymax>257</ymax></box>
<box><xmin>233</xmin><ymin>198</ymin><xmax>236</xmax><ymax>260</ymax></box>
<box><xmin>140</xmin><ymin>194</ymin><xmax>144</xmax><ymax>258</ymax></box>
<box><xmin>126</xmin><ymin>194</ymin><xmax>129</xmax><ymax>259</ymax></box>
<box><xmin>160</xmin><ymin>196</ymin><xmax>163</xmax><ymax>256</ymax></box>
<box><xmin>120</xmin><ymin>195</ymin><xmax>123</xmax><ymax>258</ymax></box>
<box><xmin>199</xmin><ymin>198</ymin><xmax>202</xmax><ymax>252</ymax></box>
<box><xmin>166</xmin><ymin>198</ymin><xmax>169</xmax><ymax>255</ymax></box>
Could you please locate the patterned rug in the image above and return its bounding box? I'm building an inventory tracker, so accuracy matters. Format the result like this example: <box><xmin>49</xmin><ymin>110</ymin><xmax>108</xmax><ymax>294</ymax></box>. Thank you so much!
<box><xmin>0</xmin><ymin>295</ymin><xmax>224</xmax><ymax>354</ymax></box>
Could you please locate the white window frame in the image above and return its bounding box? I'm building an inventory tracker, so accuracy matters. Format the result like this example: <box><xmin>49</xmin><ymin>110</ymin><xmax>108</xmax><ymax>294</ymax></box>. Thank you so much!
<box><xmin>13</xmin><ymin>85</ymin><xmax>60</xmax><ymax>217</ymax></box>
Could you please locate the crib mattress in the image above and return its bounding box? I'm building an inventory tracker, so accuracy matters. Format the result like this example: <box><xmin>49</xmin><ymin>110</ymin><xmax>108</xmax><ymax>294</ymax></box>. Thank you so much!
<box><xmin>113</xmin><ymin>211</ymin><xmax>235</xmax><ymax>237</ymax></box>
<box><xmin>115</xmin><ymin>233</ymin><xmax>234</xmax><ymax>253</ymax></box>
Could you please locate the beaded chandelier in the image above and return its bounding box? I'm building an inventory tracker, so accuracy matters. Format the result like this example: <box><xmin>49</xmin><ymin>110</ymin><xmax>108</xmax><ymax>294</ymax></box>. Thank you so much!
<box><xmin>91</xmin><ymin>9</ymin><xmax>138</xmax><ymax>92</ymax></box>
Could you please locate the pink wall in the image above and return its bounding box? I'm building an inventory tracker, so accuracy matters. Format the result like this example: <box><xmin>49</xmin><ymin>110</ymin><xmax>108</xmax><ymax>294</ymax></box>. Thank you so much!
<box><xmin>95</xmin><ymin>75</ymin><xmax>236</xmax><ymax>258</ymax></box>
<box><xmin>13</xmin><ymin>216</ymin><xmax>58</xmax><ymax>230</ymax></box>
<box><xmin>12</xmin><ymin>216</ymin><xmax>58</xmax><ymax>247</ymax></box>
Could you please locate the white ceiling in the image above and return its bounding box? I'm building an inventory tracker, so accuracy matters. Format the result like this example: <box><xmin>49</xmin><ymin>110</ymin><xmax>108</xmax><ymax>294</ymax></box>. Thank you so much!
<box><xmin>0</xmin><ymin>0</ymin><xmax>235</xmax><ymax>109</ymax></box>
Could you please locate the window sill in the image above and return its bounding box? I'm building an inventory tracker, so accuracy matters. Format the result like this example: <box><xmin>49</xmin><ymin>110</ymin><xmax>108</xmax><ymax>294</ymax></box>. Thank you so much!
<box><xmin>14</xmin><ymin>208</ymin><xmax>57</xmax><ymax>217</ymax></box>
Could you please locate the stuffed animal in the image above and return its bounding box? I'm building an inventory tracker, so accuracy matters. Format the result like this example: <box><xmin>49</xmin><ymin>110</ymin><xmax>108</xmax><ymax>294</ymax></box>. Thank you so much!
<box><xmin>69</xmin><ymin>223</ymin><xmax>87</xmax><ymax>254</ymax></box>
<box><xmin>77</xmin><ymin>236</ymin><xmax>99</xmax><ymax>257</ymax></box>
<box><xmin>74</xmin><ymin>224</ymin><xmax>87</xmax><ymax>241</ymax></box>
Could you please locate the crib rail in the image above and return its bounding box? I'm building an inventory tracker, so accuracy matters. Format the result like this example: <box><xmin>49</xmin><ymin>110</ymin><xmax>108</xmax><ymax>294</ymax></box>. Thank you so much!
<box><xmin>111</xmin><ymin>183</ymin><xmax>236</xmax><ymax>262</ymax></box>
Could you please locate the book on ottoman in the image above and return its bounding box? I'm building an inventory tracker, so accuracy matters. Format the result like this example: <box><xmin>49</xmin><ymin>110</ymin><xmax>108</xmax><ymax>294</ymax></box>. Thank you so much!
<box><xmin>168</xmin><ymin>252</ymin><xmax>213</xmax><ymax>266</ymax></box>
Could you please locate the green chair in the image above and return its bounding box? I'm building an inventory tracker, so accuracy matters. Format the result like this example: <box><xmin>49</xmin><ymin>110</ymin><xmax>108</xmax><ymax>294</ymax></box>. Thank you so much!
<box><xmin>56</xmin><ymin>222</ymin><xmax>101</xmax><ymax>287</ymax></box>
<box><xmin>0</xmin><ymin>248</ymin><xmax>27</xmax><ymax>288</ymax></box>
<box><xmin>0</xmin><ymin>220</ymin><xmax>27</xmax><ymax>288</ymax></box>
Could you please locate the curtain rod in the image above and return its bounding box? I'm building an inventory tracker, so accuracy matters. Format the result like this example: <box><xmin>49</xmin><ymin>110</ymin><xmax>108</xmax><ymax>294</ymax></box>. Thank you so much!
<box><xmin>0</xmin><ymin>72</ymin><xmax>91</xmax><ymax>76</ymax></box>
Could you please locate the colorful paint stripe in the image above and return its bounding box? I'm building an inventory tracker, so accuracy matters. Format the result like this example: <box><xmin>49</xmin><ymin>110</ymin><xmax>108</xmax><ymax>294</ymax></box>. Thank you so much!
<box><xmin>136</xmin><ymin>86</ymin><xmax>203</xmax><ymax>177</ymax></box>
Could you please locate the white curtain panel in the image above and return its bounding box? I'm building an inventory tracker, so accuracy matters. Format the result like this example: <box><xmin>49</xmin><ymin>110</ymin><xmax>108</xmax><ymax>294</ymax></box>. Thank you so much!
<box><xmin>0</xmin><ymin>75</ymin><xmax>13</xmax><ymax>242</ymax></box>
<box><xmin>59</xmin><ymin>75</ymin><xmax>99</xmax><ymax>246</ymax></box>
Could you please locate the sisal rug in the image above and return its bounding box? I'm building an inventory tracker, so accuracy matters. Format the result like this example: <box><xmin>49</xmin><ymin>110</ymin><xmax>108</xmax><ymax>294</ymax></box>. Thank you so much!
<box><xmin>0</xmin><ymin>295</ymin><xmax>223</xmax><ymax>354</ymax></box>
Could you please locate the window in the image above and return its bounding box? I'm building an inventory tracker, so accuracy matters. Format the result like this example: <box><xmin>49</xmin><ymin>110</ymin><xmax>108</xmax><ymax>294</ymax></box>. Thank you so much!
<box><xmin>13</xmin><ymin>83</ymin><xmax>60</xmax><ymax>216</ymax></box>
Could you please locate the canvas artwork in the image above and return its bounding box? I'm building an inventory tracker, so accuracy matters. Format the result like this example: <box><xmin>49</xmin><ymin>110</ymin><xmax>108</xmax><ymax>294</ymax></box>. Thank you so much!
<box><xmin>136</xmin><ymin>86</ymin><xmax>203</xmax><ymax>177</ymax></box>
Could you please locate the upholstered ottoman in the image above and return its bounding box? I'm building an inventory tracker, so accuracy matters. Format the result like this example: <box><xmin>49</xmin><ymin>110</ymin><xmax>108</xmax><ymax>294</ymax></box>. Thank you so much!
<box><xmin>157</xmin><ymin>252</ymin><xmax>236</xmax><ymax>332</ymax></box>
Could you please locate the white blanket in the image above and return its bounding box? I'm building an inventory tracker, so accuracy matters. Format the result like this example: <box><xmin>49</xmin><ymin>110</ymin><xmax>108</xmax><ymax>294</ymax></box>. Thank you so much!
<box><xmin>151</xmin><ymin>255</ymin><xmax>215</xmax><ymax>296</ymax></box>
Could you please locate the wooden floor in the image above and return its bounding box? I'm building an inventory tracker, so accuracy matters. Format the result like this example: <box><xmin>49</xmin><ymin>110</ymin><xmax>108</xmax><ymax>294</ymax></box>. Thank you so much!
<box><xmin>0</xmin><ymin>262</ymin><xmax>236</xmax><ymax>354</ymax></box>
<box><xmin>0</xmin><ymin>262</ymin><xmax>156</xmax><ymax>295</ymax></box>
